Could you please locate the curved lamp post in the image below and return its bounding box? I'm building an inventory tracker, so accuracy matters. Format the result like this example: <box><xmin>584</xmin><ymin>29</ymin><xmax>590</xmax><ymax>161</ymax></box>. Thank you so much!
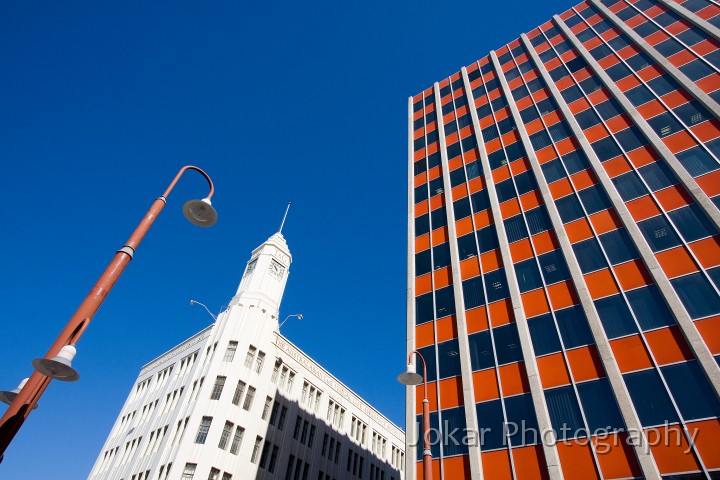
<box><xmin>398</xmin><ymin>350</ymin><xmax>432</xmax><ymax>480</ymax></box>
<box><xmin>0</xmin><ymin>166</ymin><xmax>217</xmax><ymax>460</ymax></box>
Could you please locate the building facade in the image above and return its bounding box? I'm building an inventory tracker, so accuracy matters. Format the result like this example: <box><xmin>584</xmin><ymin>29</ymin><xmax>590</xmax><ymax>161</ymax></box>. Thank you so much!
<box><xmin>406</xmin><ymin>0</ymin><xmax>720</xmax><ymax>479</ymax></box>
<box><xmin>88</xmin><ymin>232</ymin><xmax>405</xmax><ymax>480</ymax></box>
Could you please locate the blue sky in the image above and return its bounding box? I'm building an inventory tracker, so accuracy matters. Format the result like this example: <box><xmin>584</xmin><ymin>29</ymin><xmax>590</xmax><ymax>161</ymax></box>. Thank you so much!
<box><xmin>0</xmin><ymin>1</ymin><xmax>567</xmax><ymax>478</ymax></box>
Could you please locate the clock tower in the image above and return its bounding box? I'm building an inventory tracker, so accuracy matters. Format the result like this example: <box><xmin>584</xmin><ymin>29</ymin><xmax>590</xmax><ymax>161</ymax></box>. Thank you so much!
<box><xmin>231</xmin><ymin>231</ymin><xmax>292</xmax><ymax>316</ymax></box>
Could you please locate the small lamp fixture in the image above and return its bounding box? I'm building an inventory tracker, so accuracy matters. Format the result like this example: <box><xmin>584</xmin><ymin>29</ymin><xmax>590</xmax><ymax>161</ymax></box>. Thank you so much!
<box><xmin>32</xmin><ymin>345</ymin><xmax>80</xmax><ymax>382</ymax></box>
<box><xmin>397</xmin><ymin>363</ymin><xmax>423</xmax><ymax>386</ymax></box>
<box><xmin>182</xmin><ymin>198</ymin><xmax>218</xmax><ymax>227</ymax></box>
<box><xmin>0</xmin><ymin>378</ymin><xmax>37</xmax><ymax>409</ymax></box>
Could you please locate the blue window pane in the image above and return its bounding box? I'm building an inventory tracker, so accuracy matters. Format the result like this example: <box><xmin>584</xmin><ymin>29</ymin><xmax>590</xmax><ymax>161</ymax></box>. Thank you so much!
<box><xmin>469</xmin><ymin>329</ymin><xmax>495</xmax><ymax>371</ymax></box>
<box><xmin>563</xmin><ymin>149</ymin><xmax>590</xmax><ymax>174</ymax></box>
<box><xmin>647</xmin><ymin>112</ymin><xmax>684</xmax><ymax>138</ymax></box>
<box><xmin>542</xmin><ymin>159</ymin><xmax>566</xmax><ymax>183</ymax></box>
<box><xmin>437</xmin><ymin>339</ymin><xmax>462</xmax><ymax>380</ymax></box>
<box><xmin>516</xmin><ymin>258</ymin><xmax>543</xmax><ymax>293</ymax></box>
<box><xmin>624</xmin><ymin>369</ymin><xmax>679</xmax><ymax>427</ymax></box>
<box><xmin>599</xmin><ymin>229</ymin><xmax>638</xmax><ymax>265</ymax></box>
<box><xmin>595</xmin><ymin>294</ymin><xmax>638</xmax><ymax>338</ymax></box>
<box><xmin>463</xmin><ymin>276</ymin><xmax>486</xmax><ymax>309</ymax></box>
<box><xmin>416</xmin><ymin>249</ymin><xmax>432</xmax><ymax>276</ymax></box>
<box><xmin>556</xmin><ymin>194</ymin><xmax>585</xmax><ymax>223</ymax></box>
<box><xmin>514</xmin><ymin>171</ymin><xmax>539</xmax><ymax>195</ymax></box>
<box><xmin>671</xmin><ymin>272</ymin><xmax>720</xmax><ymax>319</ymax></box>
<box><xmin>539</xmin><ymin>249</ymin><xmax>571</xmax><ymax>285</ymax></box>
<box><xmin>530</xmin><ymin>130</ymin><xmax>553</xmax><ymax>150</ymax></box>
<box><xmin>526</xmin><ymin>207</ymin><xmax>551</xmax><ymax>235</ymax></box>
<box><xmin>433</xmin><ymin>242</ymin><xmax>450</xmax><ymax>270</ymax></box>
<box><xmin>416</xmin><ymin>293</ymin><xmax>434</xmax><ymax>325</ymax></box>
<box><xmin>709</xmin><ymin>266</ymin><xmax>720</xmax><ymax>291</ymax></box>
<box><xmin>435</xmin><ymin>285</ymin><xmax>456</xmax><ymax>318</ymax></box>
<box><xmin>591</xmin><ymin>136</ymin><xmax>622</xmax><ymax>161</ymax></box>
<box><xmin>626</xmin><ymin>285</ymin><xmax>676</xmax><ymax>330</ymax></box>
<box><xmin>578</xmin><ymin>185</ymin><xmax>611</xmax><ymax>214</ymax></box>
<box><xmin>417</xmin><ymin>344</ymin><xmax>438</xmax><ymax>383</ymax></box>
<box><xmin>477</xmin><ymin>226</ymin><xmax>499</xmax><ymax>253</ymax></box>
<box><xmin>471</xmin><ymin>190</ymin><xmax>490</xmax><ymax>212</ymax></box>
<box><xmin>667</xmin><ymin>204</ymin><xmax>716</xmax><ymax>242</ymax></box>
<box><xmin>441</xmin><ymin>406</ymin><xmax>469</xmax><ymax>456</ymax></box>
<box><xmin>528</xmin><ymin>314</ymin><xmax>562</xmax><ymax>355</ymax></box>
<box><xmin>497</xmin><ymin>179</ymin><xmax>517</xmax><ymax>203</ymax></box>
<box><xmin>494</xmin><ymin>323</ymin><xmax>523</xmax><ymax>365</ymax></box>
<box><xmin>458</xmin><ymin>233</ymin><xmax>478</xmax><ymax>260</ymax></box>
<box><xmin>577</xmin><ymin>378</ymin><xmax>625</xmax><ymax>431</ymax></box>
<box><xmin>415</xmin><ymin>411</ymin><xmax>441</xmax><ymax>459</ymax></box>
<box><xmin>614</xmin><ymin>126</ymin><xmax>646</xmax><ymax>152</ymax></box>
<box><xmin>576</xmin><ymin>108</ymin><xmax>602</xmax><ymax>129</ymax></box>
<box><xmin>573</xmin><ymin>237</ymin><xmax>607</xmax><ymax>273</ymax></box>
<box><xmin>613</xmin><ymin>171</ymin><xmax>647</xmax><ymax>201</ymax></box>
<box><xmin>485</xmin><ymin>268</ymin><xmax>510</xmax><ymax>303</ymax></box>
<box><xmin>545</xmin><ymin>386</ymin><xmax>585</xmax><ymax>439</ymax></box>
<box><xmin>505</xmin><ymin>215</ymin><xmax>529</xmax><ymax>243</ymax></box>
<box><xmin>625</xmin><ymin>85</ymin><xmax>654</xmax><ymax>107</ymax></box>
<box><xmin>415</xmin><ymin>214</ymin><xmax>430</xmax><ymax>237</ymax></box>
<box><xmin>638</xmin><ymin>215</ymin><xmax>682</xmax><ymax>252</ymax></box>
<box><xmin>675</xmin><ymin>145</ymin><xmax>719</xmax><ymax>176</ymax></box>
<box><xmin>476</xmin><ymin>400</ymin><xmax>506</xmax><ymax>451</ymax></box>
<box><xmin>504</xmin><ymin>394</ymin><xmax>539</xmax><ymax>446</ymax></box>
<box><xmin>555</xmin><ymin>305</ymin><xmax>594</xmax><ymax>348</ymax></box>
<box><xmin>662</xmin><ymin>361</ymin><xmax>720</xmax><ymax>421</ymax></box>
<box><xmin>638</xmin><ymin>161</ymin><xmax>677</xmax><ymax>191</ymax></box>
<box><xmin>431</xmin><ymin>206</ymin><xmax>447</xmax><ymax>230</ymax></box>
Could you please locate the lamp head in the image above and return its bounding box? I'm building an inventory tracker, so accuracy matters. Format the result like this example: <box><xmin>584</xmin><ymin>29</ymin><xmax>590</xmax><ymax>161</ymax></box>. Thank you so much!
<box><xmin>183</xmin><ymin>198</ymin><xmax>217</xmax><ymax>227</ymax></box>
<box><xmin>0</xmin><ymin>378</ymin><xmax>35</xmax><ymax>407</ymax></box>
<box><xmin>397</xmin><ymin>363</ymin><xmax>423</xmax><ymax>386</ymax></box>
<box><xmin>32</xmin><ymin>345</ymin><xmax>80</xmax><ymax>382</ymax></box>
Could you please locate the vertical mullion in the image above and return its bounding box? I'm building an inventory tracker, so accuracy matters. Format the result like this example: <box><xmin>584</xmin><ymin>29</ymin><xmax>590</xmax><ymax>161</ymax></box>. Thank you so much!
<box><xmin>406</xmin><ymin>96</ymin><xmax>418</xmax><ymax>476</ymax></box>
<box><xmin>555</xmin><ymin>14</ymin><xmax>720</xmax><ymax>400</ymax></box>
<box><xmin>433</xmin><ymin>81</ymin><xmax>484</xmax><ymax>480</ymax></box>
<box><xmin>464</xmin><ymin>61</ymin><xmax>564</xmax><ymax>480</ymax></box>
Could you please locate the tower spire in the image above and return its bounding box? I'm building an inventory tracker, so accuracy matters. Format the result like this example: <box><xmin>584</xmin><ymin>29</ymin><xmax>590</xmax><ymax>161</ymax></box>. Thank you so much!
<box><xmin>278</xmin><ymin>202</ymin><xmax>291</xmax><ymax>234</ymax></box>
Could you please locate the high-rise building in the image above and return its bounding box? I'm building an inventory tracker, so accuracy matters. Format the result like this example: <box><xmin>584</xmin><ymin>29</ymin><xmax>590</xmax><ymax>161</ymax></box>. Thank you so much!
<box><xmin>405</xmin><ymin>1</ymin><xmax>720</xmax><ymax>478</ymax></box>
<box><xmin>88</xmin><ymin>231</ymin><xmax>405</xmax><ymax>480</ymax></box>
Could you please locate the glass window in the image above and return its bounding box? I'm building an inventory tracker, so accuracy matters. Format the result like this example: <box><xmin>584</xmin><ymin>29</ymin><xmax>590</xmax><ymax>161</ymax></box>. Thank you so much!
<box><xmin>514</xmin><ymin>171</ymin><xmax>538</xmax><ymax>196</ymax></box>
<box><xmin>591</xmin><ymin>136</ymin><xmax>622</xmax><ymax>161</ymax></box>
<box><xmin>476</xmin><ymin>400</ymin><xmax>506</xmax><ymax>450</ymax></box>
<box><xmin>504</xmin><ymin>215</ymin><xmax>529</xmax><ymax>243</ymax></box>
<box><xmin>545</xmin><ymin>386</ymin><xmax>584</xmax><ymax>439</ymax></box>
<box><xmin>541</xmin><ymin>159</ymin><xmax>566</xmax><ymax>183</ymax></box>
<box><xmin>613</xmin><ymin>171</ymin><xmax>647</xmax><ymax>201</ymax></box>
<box><xmin>679</xmin><ymin>58</ymin><xmax>714</xmax><ymax>81</ymax></box>
<box><xmin>494</xmin><ymin>323</ymin><xmax>523</xmax><ymax>365</ymax></box>
<box><xmin>674</xmin><ymin>100</ymin><xmax>712</xmax><ymax>127</ymax></box>
<box><xmin>663</xmin><ymin>361</ymin><xmax>720</xmax><ymax>421</ymax></box>
<box><xmin>625</xmin><ymin>84</ymin><xmax>655</xmax><ymax>107</ymax></box>
<box><xmin>432</xmin><ymin>243</ymin><xmax>450</xmax><ymax>270</ymax></box>
<box><xmin>599</xmin><ymin>229</ymin><xmax>638</xmax><ymax>264</ymax></box>
<box><xmin>638</xmin><ymin>161</ymin><xmax>677</xmax><ymax>191</ymax></box>
<box><xmin>450</xmin><ymin>167</ymin><xmax>466</xmax><ymax>188</ymax></box>
<box><xmin>496</xmin><ymin>179</ymin><xmax>517</xmax><ymax>203</ymax></box>
<box><xmin>606</xmin><ymin>62</ymin><xmax>632</xmax><ymax>81</ymax></box>
<box><xmin>437</xmin><ymin>339</ymin><xmax>462</xmax><ymax>379</ymax></box>
<box><xmin>441</xmin><ymin>406</ymin><xmax>469</xmax><ymax>456</ymax></box>
<box><xmin>555</xmin><ymin>305</ymin><xmax>594</xmax><ymax>348</ymax></box>
<box><xmin>477</xmin><ymin>226</ymin><xmax>499</xmax><ymax>253</ymax></box>
<box><xmin>624</xmin><ymin>369</ymin><xmax>679</xmax><ymax>427</ymax></box>
<box><xmin>561</xmin><ymin>85</ymin><xmax>584</xmax><ymax>104</ymax></box>
<box><xmin>614</xmin><ymin>126</ymin><xmax>646</xmax><ymax>152</ymax></box>
<box><xmin>505</xmin><ymin>142</ymin><xmax>526</xmax><ymax>162</ymax></box>
<box><xmin>468</xmin><ymin>329</ymin><xmax>495</xmax><ymax>371</ymax></box>
<box><xmin>575</xmin><ymin>108</ymin><xmax>602</xmax><ymax>129</ymax></box>
<box><xmin>539</xmin><ymin>249</ymin><xmax>571</xmax><ymax>284</ymax></box>
<box><xmin>647</xmin><ymin>75</ymin><xmax>680</xmax><ymax>97</ymax></box>
<box><xmin>626</xmin><ymin>51</ymin><xmax>653</xmax><ymax>71</ymax></box>
<box><xmin>577</xmin><ymin>378</ymin><xmax>625</xmax><ymax>431</ymax></box>
<box><xmin>504</xmin><ymin>394</ymin><xmax>539</xmax><ymax>446</ymax></box>
<box><xmin>417</xmin><ymin>344</ymin><xmax>437</xmax><ymax>383</ymax></box>
<box><xmin>530</xmin><ymin>130</ymin><xmax>553</xmax><ymax>150</ymax></box>
<box><xmin>435</xmin><ymin>285</ymin><xmax>456</xmax><ymax>318</ymax></box>
<box><xmin>556</xmin><ymin>194</ymin><xmax>585</xmax><ymax>223</ymax></box>
<box><xmin>415</xmin><ymin>292</ymin><xmax>434</xmax><ymax>325</ymax></box>
<box><xmin>595</xmin><ymin>294</ymin><xmax>638</xmax><ymax>339</ymax></box>
<box><xmin>526</xmin><ymin>207</ymin><xmax>551</xmax><ymax>234</ymax></box>
<box><xmin>675</xmin><ymin>145</ymin><xmax>719</xmax><ymax>176</ymax></box>
<box><xmin>578</xmin><ymin>185</ymin><xmax>611</xmax><ymax>214</ymax></box>
<box><xmin>485</xmin><ymin>268</ymin><xmax>510</xmax><ymax>303</ymax></box>
<box><xmin>488</xmin><ymin>148</ymin><xmax>507</xmax><ymax>169</ymax></box>
<box><xmin>626</xmin><ymin>285</ymin><xmax>676</xmax><ymax>330</ymax></box>
<box><xmin>637</xmin><ymin>215</ymin><xmax>682</xmax><ymax>251</ymax></box>
<box><xmin>573</xmin><ymin>238</ymin><xmax>607</xmax><ymax>273</ymax></box>
<box><xmin>520</xmin><ymin>105</ymin><xmax>540</xmax><ymax>123</ymax></box>
<box><xmin>431</xmin><ymin>206</ymin><xmax>447</xmax><ymax>230</ymax></box>
<box><xmin>548</xmin><ymin>121</ymin><xmax>572</xmax><ymax>142</ymax></box>
<box><xmin>516</xmin><ymin>259</ymin><xmax>543</xmax><ymax>293</ymax></box>
<box><xmin>457</xmin><ymin>233</ymin><xmax>478</xmax><ymax>260</ymax></box>
<box><xmin>595</xmin><ymin>99</ymin><xmax>624</xmax><ymax>121</ymax></box>
<box><xmin>671</xmin><ymin>272</ymin><xmax>720</xmax><ymax>319</ymax></box>
<box><xmin>415</xmin><ymin>214</ymin><xmax>430</xmax><ymax>237</ymax></box>
<box><xmin>563</xmin><ymin>149</ymin><xmax>590</xmax><ymax>174</ymax></box>
<box><xmin>463</xmin><ymin>276</ymin><xmax>485</xmax><ymax>310</ymax></box>
<box><xmin>667</xmin><ymin>204</ymin><xmax>716</xmax><ymax>242</ymax></box>
<box><xmin>454</xmin><ymin>197</ymin><xmax>471</xmax><ymax>220</ymax></box>
<box><xmin>415</xmin><ymin>249</ymin><xmax>431</xmax><ymax>276</ymax></box>
<box><xmin>648</xmin><ymin>111</ymin><xmax>685</xmax><ymax>138</ymax></box>
<box><xmin>528</xmin><ymin>314</ymin><xmax>562</xmax><ymax>355</ymax></box>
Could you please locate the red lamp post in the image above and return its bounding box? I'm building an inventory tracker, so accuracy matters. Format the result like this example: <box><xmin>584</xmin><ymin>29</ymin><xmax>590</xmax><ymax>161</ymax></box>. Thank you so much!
<box><xmin>0</xmin><ymin>166</ymin><xmax>217</xmax><ymax>461</ymax></box>
<box><xmin>398</xmin><ymin>350</ymin><xmax>433</xmax><ymax>480</ymax></box>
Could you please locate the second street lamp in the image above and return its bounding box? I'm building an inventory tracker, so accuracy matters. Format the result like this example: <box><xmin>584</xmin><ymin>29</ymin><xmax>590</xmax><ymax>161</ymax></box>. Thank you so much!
<box><xmin>0</xmin><ymin>165</ymin><xmax>217</xmax><ymax>461</ymax></box>
<box><xmin>398</xmin><ymin>350</ymin><xmax>433</xmax><ymax>480</ymax></box>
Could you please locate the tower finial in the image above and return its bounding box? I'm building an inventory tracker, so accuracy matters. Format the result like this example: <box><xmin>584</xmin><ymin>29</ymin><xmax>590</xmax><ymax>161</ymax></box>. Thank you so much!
<box><xmin>278</xmin><ymin>202</ymin><xmax>291</xmax><ymax>234</ymax></box>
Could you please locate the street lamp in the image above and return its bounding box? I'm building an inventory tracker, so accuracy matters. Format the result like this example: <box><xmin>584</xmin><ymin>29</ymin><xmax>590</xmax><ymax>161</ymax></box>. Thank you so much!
<box><xmin>190</xmin><ymin>299</ymin><xmax>218</xmax><ymax>321</ymax></box>
<box><xmin>278</xmin><ymin>314</ymin><xmax>303</xmax><ymax>330</ymax></box>
<box><xmin>0</xmin><ymin>165</ymin><xmax>217</xmax><ymax>460</ymax></box>
<box><xmin>398</xmin><ymin>350</ymin><xmax>433</xmax><ymax>480</ymax></box>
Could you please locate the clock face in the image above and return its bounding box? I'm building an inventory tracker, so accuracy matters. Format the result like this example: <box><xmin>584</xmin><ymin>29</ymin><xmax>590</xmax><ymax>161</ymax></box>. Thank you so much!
<box><xmin>269</xmin><ymin>259</ymin><xmax>286</xmax><ymax>280</ymax></box>
<box><xmin>244</xmin><ymin>258</ymin><xmax>257</xmax><ymax>277</ymax></box>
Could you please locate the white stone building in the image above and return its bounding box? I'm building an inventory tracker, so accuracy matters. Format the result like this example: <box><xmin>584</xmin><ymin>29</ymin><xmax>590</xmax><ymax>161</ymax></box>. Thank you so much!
<box><xmin>88</xmin><ymin>231</ymin><xmax>405</xmax><ymax>480</ymax></box>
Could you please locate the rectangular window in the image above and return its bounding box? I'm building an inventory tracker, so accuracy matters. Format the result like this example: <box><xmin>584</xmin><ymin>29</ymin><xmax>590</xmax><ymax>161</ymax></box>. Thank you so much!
<box><xmin>242</xmin><ymin>386</ymin><xmax>256</xmax><ymax>411</ymax></box>
<box><xmin>181</xmin><ymin>463</ymin><xmax>197</xmax><ymax>480</ymax></box>
<box><xmin>262</xmin><ymin>396</ymin><xmax>272</xmax><ymax>420</ymax></box>
<box><xmin>195</xmin><ymin>417</ymin><xmax>212</xmax><ymax>444</ymax></box>
<box><xmin>250</xmin><ymin>436</ymin><xmax>262</xmax><ymax>463</ymax></box>
<box><xmin>218</xmin><ymin>421</ymin><xmax>233</xmax><ymax>450</ymax></box>
<box><xmin>229</xmin><ymin>426</ymin><xmax>245</xmax><ymax>455</ymax></box>
<box><xmin>210</xmin><ymin>376</ymin><xmax>226</xmax><ymax>400</ymax></box>
<box><xmin>232</xmin><ymin>381</ymin><xmax>246</xmax><ymax>406</ymax></box>
<box><xmin>255</xmin><ymin>351</ymin><xmax>266</xmax><ymax>374</ymax></box>
<box><xmin>244</xmin><ymin>345</ymin><xmax>257</xmax><ymax>368</ymax></box>
<box><xmin>208</xmin><ymin>468</ymin><xmax>220</xmax><ymax>480</ymax></box>
<box><xmin>223</xmin><ymin>341</ymin><xmax>238</xmax><ymax>362</ymax></box>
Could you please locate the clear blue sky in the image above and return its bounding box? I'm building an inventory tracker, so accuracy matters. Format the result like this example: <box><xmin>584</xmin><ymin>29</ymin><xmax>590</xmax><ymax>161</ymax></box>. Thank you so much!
<box><xmin>0</xmin><ymin>1</ymin><xmax>568</xmax><ymax>478</ymax></box>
